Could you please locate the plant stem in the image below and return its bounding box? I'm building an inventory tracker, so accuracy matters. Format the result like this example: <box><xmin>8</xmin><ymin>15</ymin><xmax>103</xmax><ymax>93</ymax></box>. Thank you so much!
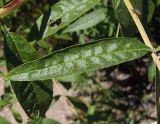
<box><xmin>123</xmin><ymin>0</ymin><xmax>160</xmax><ymax>123</ymax></box>
<box><xmin>151</xmin><ymin>53</ymin><xmax>160</xmax><ymax>71</ymax></box>
<box><xmin>116</xmin><ymin>23</ymin><xmax>120</xmax><ymax>38</ymax></box>
<box><xmin>123</xmin><ymin>0</ymin><xmax>160</xmax><ymax>71</ymax></box>
<box><xmin>123</xmin><ymin>0</ymin><xmax>153</xmax><ymax>49</ymax></box>
<box><xmin>0</xmin><ymin>0</ymin><xmax>28</xmax><ymax>19</ymax></box>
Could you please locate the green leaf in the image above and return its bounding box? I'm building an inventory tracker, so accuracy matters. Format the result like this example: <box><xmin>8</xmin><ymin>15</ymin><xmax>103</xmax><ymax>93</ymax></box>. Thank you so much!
<box><xmin>87</xmin><ymin>105</ymin><xmax>96</xmax><ymax>116</ymax></box>
<box><xmin>67</xmin><ymin>96</ymin><xmax>88</xmax><ymax>112</ymax></box>
<box><xmin>148</xmin><ymin>61</ymin><xmax>156</xmax><ymax>82</ymax></box>
<box><xmin>5</xmin><ymin>32</ymin><xmax>39</xmax><ymax>63</ymax></box>
<box><xmin>147</xmin><ymin>0</ymin><xmax>155</xmax><ymax>23</ymax></box>
<box><xmin>10</xmin><ymin>107</ymin><xmax>23</xmax><ymax>123</ymax></box>
<box><xmin>4</xmin><ymin>30</ymin><xmax>53</xmax><ymax>117</ymax></box>
<box><xmin>112</xmin><ymin>0</ymin><xmax>142</xmax><ymax>36</ymax></box>
<box><xmin>0</xmin><ymin>94</ymin><xmax>16</xmax><ymax>109</ymax></box>
<box><xmin>28</xmin><ymin>0</ymin><xmax>100</xmax><ymax>41</ymax></box>
<box><xmin>155</xmin><ymin>46</ymin><xmax>160</xmax><ymax>52</ymax></box>
<box><xmin>112</xmin><ymin>0</ymin><xmax>156</xmax><ymax>35</ymax></box>
<box><xmin>6</xmin><ymin>38</ymin><xmax>149</xmax><ymax>81</ymax></box>
<box><xmin>56</xmin><ymin>74</ymin><xmax>84</xmax><ymax>83</ymax></box>
<box><xmin>0</xmin><ymin>72</ymin><xmax>4</xmax><ymax>78</ymax></box>
<box><xmin>63</xmin><ymin>8</ymin><xmax>106</xmax><ymax>32</ymax></box>
<box><xmin>28</xmin><ymin>118</ymin><xmax>60</xmax><ymax>124</ymax></box>
<box><xmin>10</xmin><ymin>81</ymin><xmax>53</xmax><ymax>118</ymax></box>
<box><xmin>155</xmin><ymin>69</ymin><xmax>160</xmax><ymax>123</ymax></box>
<box><xmin>157</xmin><ymin>0</ymin><xmax>160</xmax><ymax>5</ymax></box>
<box><xmin>54</xmin><ymin>33</ymin><xmax>72</xmax><ymax>40</ymax></box>
<box><xmin>0</xmin><ymin>116</ymin><xmax>10</xmax><ymax>124</ymax></box>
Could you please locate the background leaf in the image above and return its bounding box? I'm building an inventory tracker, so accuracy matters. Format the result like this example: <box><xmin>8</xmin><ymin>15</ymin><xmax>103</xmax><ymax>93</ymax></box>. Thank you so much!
<box><xmin>63</xmin><ymin>8</ymin><xmax>106</xmax><ymax>32</ymax></box>
<box><xmin>112</xmin><ymin>0</ymin><xmax>156</xmax><ymax>36</ymax></box>
<box><xmin>112</xmin><ymin>0</ymin><xmax>142</xmax><ymax>36</ymax></box>
<box><xmin>56</xmin><ymin>74</ymin><xmax>84</xmax><ymax>84</ymax></box>
<box><xmin>6</xmin><ymin>38</ymin><xmax>149</xmax><ymax>81</ymax></box>
<box><xmin>0</xmin><ymin>116</ymin><xmax>10</xmax><ymax>124</ymax></box>
<box><xmin>147</xmin><ymin>0</ymin><xmax>156</xmax><ymax>23</ymax></box>
<box><xmin>28</xmin><ymin>118</ymin><xmax>60</xmax><ymax>124</ymax></box>
<box><xmin>10</xmin><ymin>107</ymin><xmax>23</xmax><ymax>123</ymax></box>
<box><xmin>28</xmin><ymin>0</ymin><xmax>100</xmax><ymax>41</ymax></box>
<box><xmin>148</xmin><ymin>61</ymin><xmax>156</xmax><ymax>82</ymax></box>
<box><xmin>67</xmin><ymin>96</ymin><xmax>88</xmax><ymax>112</ymax></box>
<box><xmin>4</xmin><ymin>30</ymin><xmax>53</xmax><ymax>117</ymax></box>
<box><xmin>155</xmin><ymin>46</ymin><xmax>160</xmax><ymax>52</ymax></box>
<box><xmin>5</xmin><ymin>32</ymin><xmax>38</xmax><ymax>63</ymax></box>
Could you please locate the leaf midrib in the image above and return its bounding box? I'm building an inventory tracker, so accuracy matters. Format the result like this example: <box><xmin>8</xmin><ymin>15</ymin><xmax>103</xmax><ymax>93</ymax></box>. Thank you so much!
<box><xmin>7</xmin><ymin>33</ymin><xmax>24</xmax><ymax>62</ymax></box>
<box><xmin>7</xmin><ymin>33</ymin><xmax>43</xmax><ymax>111</ymax></box>
<box><xmin>8</xmin><ymin>47</ymin><xmax>148</xmax><ymax>79</ymax></box>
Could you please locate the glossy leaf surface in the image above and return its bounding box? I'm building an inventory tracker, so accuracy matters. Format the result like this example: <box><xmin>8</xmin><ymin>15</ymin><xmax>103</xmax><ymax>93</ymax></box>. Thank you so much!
<box><xmin>6</xmin><ymin>38</ymin><xmax>149</xmax><ymax>81</ymax></box>
<box><xmin>28</xmin><ymin>0</ymin><xmax>100</xmax><ymax>41</ymax></box>
<box><xmin>64</xmin><ymin>8</ymin><xmax>106</xmax><ymax>32</ymax></box>
<box><xmin>4</xmin><ymin>30</ymin><xmax>53</xmax><ymax>117</ymax></box>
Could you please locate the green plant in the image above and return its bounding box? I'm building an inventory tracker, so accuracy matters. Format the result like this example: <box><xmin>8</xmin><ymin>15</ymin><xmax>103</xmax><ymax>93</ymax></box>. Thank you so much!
<box><xmin>0</xmin><ymin>0</ymin><xmax>159</xmax><ymax>123</ymax></box>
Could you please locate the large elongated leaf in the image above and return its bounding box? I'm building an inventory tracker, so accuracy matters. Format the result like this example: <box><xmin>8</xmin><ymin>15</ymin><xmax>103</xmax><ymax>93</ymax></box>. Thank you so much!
<box><xmin>63</xmin><ymin>8</ymin><xmax>106</xmax><ymax>32</ymax></box>
<box><xmin>28</xmin><ymin>0</ymin><xmax>100</xmax><ymax>41</ymax></box>
<box><xmin>6</xmin><ymin>38</ymin><xmax>149</xmax><ymax>81</ymax></box>
<box><xmin>4</xmin><ymin>29</ymin><xmax>53</xmax><ymax>117</ymax></box>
